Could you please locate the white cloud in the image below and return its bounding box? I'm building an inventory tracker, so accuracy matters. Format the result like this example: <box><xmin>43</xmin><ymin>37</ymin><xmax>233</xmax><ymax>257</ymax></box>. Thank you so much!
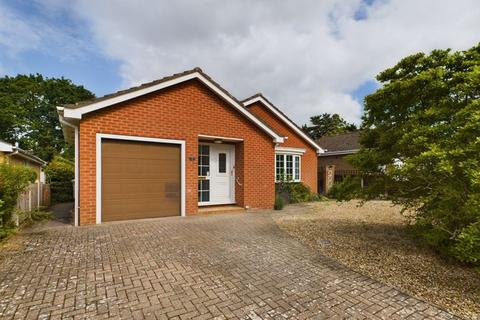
<box><xmin>0</xmin><ymin>4</ymin><xmax>43</xmax><ymax>55</ymax></box>
<box><xmin>0</xmin><ymin>2</ymin><xmax>93</xmax><ymax>64</ymax></box>
<box><xmin>71</xmin><ymin>0</ymin><xmax>479</xmax><ymax>125</ymax></box>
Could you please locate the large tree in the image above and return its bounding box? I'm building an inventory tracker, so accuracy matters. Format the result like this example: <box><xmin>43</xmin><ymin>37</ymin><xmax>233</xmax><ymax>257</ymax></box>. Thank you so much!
<box><xmin>341</xmin><ymin>44</ymin><xmax>480</xmax><ymax>265</ymax></box>
<box><xmin>0</xmin><ymin>74</ymin><xmax>94</xmax><ymax>161</ymax></box>
<box><xmin>302</xmin><ymin>113</ymin><xmax>356</xmax><ymax>139</ymax></box>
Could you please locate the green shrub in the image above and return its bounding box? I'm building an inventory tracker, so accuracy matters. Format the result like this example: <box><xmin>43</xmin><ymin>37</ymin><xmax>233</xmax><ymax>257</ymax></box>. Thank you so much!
<box><xmin>0</xmin><ymin>163</ymin><xmax>36</xmax><ymax>238</ymax></box>
<box><xmin>338</xmin><ymin>44</ymin><xmax>480</xmax><ymax>266</ymax></box>
<box><xmin>274</xmin><ymin>194</ymin><xmax>285</xmax><ymax>210</ymax></box>
<box><xmin>18</xmin><ymin>209</ymin><xmax>53</xmax><ymax>226</ymax></box>
<box><xmin>309</xmin><ymin>193</ymin><xmax>328</xmax><ymax>202</ymax></box>
<box><xmin>45</xmin><ymin>156</ymin><xmax>74</xmax><ymax>203</ymax></box>
<box><xmin>327</xmin><ymin>176</ymin><xmax>362</xmax><ymax>200</ymax></box>
<box><xmin>276</xmin><ymin>181</ymin><xmax>322</xmax><ymax>204</ymax></box>
<box><xmin>285</xmin><ymin>183</ymin><xmax>311</xmax><ymax>203</ymax></box>
<box><xmin>452</xmin><ymin>223</ymin><xmax>480</xmax><ymax>264</ymax></box>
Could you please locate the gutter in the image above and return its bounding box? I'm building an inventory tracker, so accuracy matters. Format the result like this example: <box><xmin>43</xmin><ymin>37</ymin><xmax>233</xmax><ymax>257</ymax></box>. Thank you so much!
<box><xmin>57</xmin><ymin>107</ymin><xmax>80</xmax><ymax>227</ymax></box>
<box><xmin>319</xmin><ymin>149</ymin><xmax>360</xmax><ymax>156</ymax></box>
<box><xmin>9</xmin><ymin>148</ymin><xmax>47</xmax><ymax>166</ymax></box>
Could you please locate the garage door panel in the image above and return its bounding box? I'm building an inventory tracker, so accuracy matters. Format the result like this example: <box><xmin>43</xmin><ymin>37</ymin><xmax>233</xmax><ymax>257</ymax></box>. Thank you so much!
<box><xmin>102</xmin><ymin>199</ymin><xmax>179</xmax><ymax>221</ymax></box>
<box><xmin>103</xmin><ymin>163</ymin><xmax>180</xmax><ymax>179</ymax></box>
<box><xmin>101</xmin><ymin>139</ymin><xmax>181</xmax><ymax>221</ymax></box>
<box><xmin>102</xmin><ymin>181</ymin><xmax>180</xmax><ymax>196</ymax></box>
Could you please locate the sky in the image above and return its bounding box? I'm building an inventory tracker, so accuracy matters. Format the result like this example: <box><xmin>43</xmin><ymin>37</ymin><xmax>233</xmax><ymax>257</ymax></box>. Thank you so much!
<box><xmin>0</xmin><ymin>0</ymin><xmax>478</xmax><ymax>125</ymax></box>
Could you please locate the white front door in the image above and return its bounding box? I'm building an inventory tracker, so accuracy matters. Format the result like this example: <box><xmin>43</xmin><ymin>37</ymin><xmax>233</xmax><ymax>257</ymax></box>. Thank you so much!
<box><xmin>198</xmin><ymin>143</ymin><xmax>235</xmax><ymax>205</ymax></box>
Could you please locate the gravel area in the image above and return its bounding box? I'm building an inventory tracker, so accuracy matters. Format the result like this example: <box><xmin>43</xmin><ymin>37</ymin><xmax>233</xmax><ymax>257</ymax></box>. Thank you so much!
<box><xmin>275</xmin><ymin>200</ymin><xmax>480</xmax><ymax>320</ymax></box>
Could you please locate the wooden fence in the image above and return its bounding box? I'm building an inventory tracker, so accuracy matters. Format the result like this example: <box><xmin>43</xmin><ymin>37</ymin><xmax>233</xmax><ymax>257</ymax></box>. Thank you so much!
<box><xmin>16</xmin><ymin>183</ymin><xmax>50</xmax><ymax>211</ymax></box>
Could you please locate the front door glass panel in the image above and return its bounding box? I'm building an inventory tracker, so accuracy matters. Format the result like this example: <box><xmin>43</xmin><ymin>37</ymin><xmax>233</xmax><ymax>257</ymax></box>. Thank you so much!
<box><xmin>198</xmin><ymin>145</ymin><xmax>210</xmax><ymax>202</ymax></box>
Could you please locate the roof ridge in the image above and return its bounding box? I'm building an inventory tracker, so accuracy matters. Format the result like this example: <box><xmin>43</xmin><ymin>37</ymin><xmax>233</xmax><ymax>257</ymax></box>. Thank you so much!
<box><xmin>318</xmin><ymin>131</ymin><xmax>360</xmax><ymax>139</ymax></box>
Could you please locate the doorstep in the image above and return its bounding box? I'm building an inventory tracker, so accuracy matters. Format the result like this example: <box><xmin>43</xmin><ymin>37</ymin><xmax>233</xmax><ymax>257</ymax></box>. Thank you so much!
<box><xmin>197</xmin><ymin>205</ymin><xmax>245</xmax><ymax>215</ymax></box>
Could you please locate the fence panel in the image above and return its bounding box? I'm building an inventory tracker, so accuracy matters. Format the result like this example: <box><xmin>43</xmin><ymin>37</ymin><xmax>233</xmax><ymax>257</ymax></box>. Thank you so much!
<box><xmin>16</xmin><ymin>183</ymin><xmax>49</xmax><ymax>211</ymax></box>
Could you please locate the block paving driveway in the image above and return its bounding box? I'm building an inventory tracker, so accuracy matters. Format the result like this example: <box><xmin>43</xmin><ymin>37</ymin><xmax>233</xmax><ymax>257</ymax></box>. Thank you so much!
<box><xmin>0</xmin><ymin>210</ymin><xmax>458</xmax><ymax>319</ymax></box>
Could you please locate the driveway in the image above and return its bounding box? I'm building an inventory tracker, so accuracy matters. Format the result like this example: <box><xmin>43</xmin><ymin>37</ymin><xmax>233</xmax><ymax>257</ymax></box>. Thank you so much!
<box><xmin>0</xmin><ymin>210</ymin><xmax>457</xmax><ymax>319</ymax></box>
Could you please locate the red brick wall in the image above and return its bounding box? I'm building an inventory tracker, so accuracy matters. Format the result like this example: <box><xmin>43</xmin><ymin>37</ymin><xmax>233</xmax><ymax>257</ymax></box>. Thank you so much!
<box><xmin>78</xmin><ymin>80</ymin><xmax>275</xmax><ymax>225</ymax></box>
<box><xmin>318</xmin><ymin>155</ymin><xmax>356</xmax><ymax>171</ymax></box>
<box><xmin>247</xmin><ymin>102</ymin><xmax>318</xmax><ymax>193</ymax></box>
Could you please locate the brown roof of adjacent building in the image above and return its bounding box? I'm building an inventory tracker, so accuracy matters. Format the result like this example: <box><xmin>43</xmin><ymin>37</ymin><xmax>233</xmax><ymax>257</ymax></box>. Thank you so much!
<box><xmin>316</xmin><ymin>131</ymin><xmax>361</xmax><ymax>153</ymax></box>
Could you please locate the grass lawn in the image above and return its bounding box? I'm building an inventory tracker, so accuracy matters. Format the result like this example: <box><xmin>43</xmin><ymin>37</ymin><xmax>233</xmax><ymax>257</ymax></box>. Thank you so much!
<box><xmin>275</xmin><ymin>200</ymin><xmax>480</xmax><ymax>320</ymax></box>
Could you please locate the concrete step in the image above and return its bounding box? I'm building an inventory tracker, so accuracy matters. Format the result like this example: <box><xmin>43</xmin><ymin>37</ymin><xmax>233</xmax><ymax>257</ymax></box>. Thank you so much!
<box><xmin>198</xmin><ymin>205</ymin><xmax>245</xmax><ymax>215</ymax></box>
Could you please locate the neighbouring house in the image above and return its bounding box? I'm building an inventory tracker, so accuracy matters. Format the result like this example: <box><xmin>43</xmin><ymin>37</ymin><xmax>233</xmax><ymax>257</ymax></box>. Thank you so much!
<box><xmin>0</xmin><ymin>139</ymin><xmax>49</xmax><ymax>211</ymax></box>
<box><xmin>58</xmin><ymin>68</ymin><xmax>323</xmax><ymax>226</ymax></box>
<box><xmin>316</xmin><ymin>131</ymin><xmax>360</xmax><ymax>193</ymax></box>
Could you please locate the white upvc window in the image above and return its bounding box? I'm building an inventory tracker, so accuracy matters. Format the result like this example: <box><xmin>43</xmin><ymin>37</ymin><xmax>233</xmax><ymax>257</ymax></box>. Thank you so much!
<box><xmin>275</xmin><ymin>154</ymin><xmax>301</xmax><ymax>182</ymax></box>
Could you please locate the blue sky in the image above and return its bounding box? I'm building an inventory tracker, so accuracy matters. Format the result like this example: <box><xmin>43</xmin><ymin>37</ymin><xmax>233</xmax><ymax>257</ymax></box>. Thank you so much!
<box><xmin>0</xmin><ymin>1</ymin><xmax>122</xmax><ymax>96</ymax></box>
<box><xmin>0</xmin><ymin>0</ymin><xmax>377</xmax><ymax>101</ymax></box>
<box><xmin>0</xmin><ymin>0</ymin><xmax>477</xmax><ymax>124</ymax></box>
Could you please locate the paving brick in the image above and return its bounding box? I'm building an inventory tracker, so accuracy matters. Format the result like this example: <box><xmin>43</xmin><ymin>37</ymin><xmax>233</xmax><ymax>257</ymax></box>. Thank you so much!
<box><xmin>0</xmin><ymin>211</ymin><xmax>458</xmax><ymax>319</ymax></box>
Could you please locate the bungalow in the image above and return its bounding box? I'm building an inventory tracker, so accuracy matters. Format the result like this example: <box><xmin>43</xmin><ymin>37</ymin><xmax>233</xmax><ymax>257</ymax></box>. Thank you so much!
<box><xmin>0</xmin><ymin>140</ymin><xmax>48</xmax><ymax>210</ymax></box>
<box><xmin>58</xmin><ymin>68</ymin><xmax>323</xmax><ymax>225</ymax></box>
<box><xmin>316</xmin><ymin>131</ymin><xmax>360</xmax><ymax>193</ymax></box>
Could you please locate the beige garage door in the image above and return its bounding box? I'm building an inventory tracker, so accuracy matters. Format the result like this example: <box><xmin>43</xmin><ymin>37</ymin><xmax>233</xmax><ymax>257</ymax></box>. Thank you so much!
<box><xmin>101</xmin><ymin>139</ymin><xmax>181</xmax><ymax>222</ymax></box>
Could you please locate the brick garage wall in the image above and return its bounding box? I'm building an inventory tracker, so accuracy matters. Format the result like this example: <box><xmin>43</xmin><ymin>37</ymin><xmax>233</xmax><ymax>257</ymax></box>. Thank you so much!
<box><xmin>78</xmin><ymin>80</ymin><xmax>275</xmax><ymax>225</ymax></box>
<box><xmin>247</xmin><ymin>102</ymin><xmax>318</xmax><ymax>193</ymax></box>
<box><xmin>318</xmin><ymin>155</ymin><xmax>356</xmax><ymax>171</ymax></box>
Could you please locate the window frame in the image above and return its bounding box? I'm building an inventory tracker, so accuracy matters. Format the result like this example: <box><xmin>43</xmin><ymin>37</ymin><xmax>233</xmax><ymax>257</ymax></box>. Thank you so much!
<box><xmin>275</xmin><ymin>153</ymin><xmax>301</xmax><ymax>182</ymax></box>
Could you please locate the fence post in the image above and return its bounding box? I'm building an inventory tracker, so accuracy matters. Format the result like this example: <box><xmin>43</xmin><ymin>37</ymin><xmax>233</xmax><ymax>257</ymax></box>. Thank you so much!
<box><xmin>324</xmin><ymin>165</ymin><xmax>335</xmax><ymax>194</ymax></box>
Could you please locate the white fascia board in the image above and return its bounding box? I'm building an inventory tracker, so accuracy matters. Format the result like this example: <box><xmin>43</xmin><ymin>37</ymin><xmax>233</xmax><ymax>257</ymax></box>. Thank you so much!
<box><xmin>0</xmin><ymin>140</ymin><xmax>13</xmax><ymax>152</ymax></box>
<box><xmin>63</xmin><ymin>73</ymin><xmax>199</xmax><ymax>119</ymax></box>
<box><xmin>275</xmin><ymin>146</ymin><xmax>306</xmax><ymax>155</ymax></box>
<box><xmin>320</xmin><ymin>149</ymin><xmax>359</xmax><ymax>156</ymax></box>
<box><xmin>243</xmin><ymin>96</ymin><xmax>324</xmax><ymax>153</ymax></box>
<box><xmin>12</xmin><ymin>149</ymin><xmax>47</xmax><ymax>166</ymax></box>
<box><xmin>62</xmin><ymin>72</ymin><xmax>284</xmax><ymax>144</ymax></box>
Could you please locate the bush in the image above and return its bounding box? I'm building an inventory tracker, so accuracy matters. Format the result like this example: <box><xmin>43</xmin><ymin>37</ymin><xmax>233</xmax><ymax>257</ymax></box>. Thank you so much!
<box><xmin>45</xmin><ymin>156</ymin><xmax>74</xmax><ymax>203</ymax></box>
<box><xmin>18</xmin><ymin>209</ymin><xmax>53</xmax><ymax>226</ymax></box>
<box><xmin>327</xmin><ymin>176</ymin><xmax>362</xmax><ymax>200</ymax></box>
<box><xmin>0</xmin><ymin>163</ymin><xmax>36</xmax><ymax>238</ymax></box>
<box><xmin>340</xmin><ymin>45</ymin><xmax>480</xmax><ymax>267</ymax></box>
<box><xmin>274</xmin><ymin>194</ymin><xmax>285</xmax><ymax>210</ymax></box>
<box><xmin>452</xmin><ymin>223</ymin><xmax>480</xmax><ymax>265</ymax></box>
<box><xmin>276</xmin><ymin>181</ymin><xmax>322</xmax><ymax>205</ymax></box>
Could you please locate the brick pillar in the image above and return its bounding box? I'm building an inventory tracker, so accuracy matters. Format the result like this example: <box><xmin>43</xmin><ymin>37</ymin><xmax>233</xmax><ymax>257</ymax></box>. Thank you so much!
<box><xmin>324</xmin><ymin>165</ymin><xmax>335</xmax><ymax>194</ymax></box>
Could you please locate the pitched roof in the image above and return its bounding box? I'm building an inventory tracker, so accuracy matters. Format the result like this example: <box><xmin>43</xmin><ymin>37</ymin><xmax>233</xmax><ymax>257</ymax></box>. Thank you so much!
<box><xmin>316</xmin><ymin>131</ymin><xmax>361</xmax><ymax>155</ymax></box>
<box><xmin>0</xmin><ymin>140</ymin><xmax>47</xmax><ymax>165</ymax></box>
<box><xmin>242</xmin><ymin>93</ymin><xmax>323</xmax><ymax>154</ymax></box>
<box><xmin>65</xmin><ymin>68</ymin><xmax>219</xmax><ymax>109</ymax></box>
<box><xmin>59</xmin><ymin>68</ymin><xmax>284</xmax><ymax>143</ymax></box>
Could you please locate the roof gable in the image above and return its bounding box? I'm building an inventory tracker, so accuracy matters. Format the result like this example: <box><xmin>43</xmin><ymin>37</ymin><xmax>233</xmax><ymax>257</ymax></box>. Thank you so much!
<box><xmin>242</xmin><ymin>94</ymin><xmax>323</xmax><ymax>154</ymax></box>
<box><xmin>60</xmin><ymin>68</ymin><xmax>284</xmax><ymax>144</ymax></box>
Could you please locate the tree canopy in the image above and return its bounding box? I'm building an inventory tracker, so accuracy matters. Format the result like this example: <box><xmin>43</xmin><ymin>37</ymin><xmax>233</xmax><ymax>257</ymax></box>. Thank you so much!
<box><xmin>338</xmin><ymin>44</ymin><xmax>480</xmax><ymax>265</ymax></box>
<box><xmin>0</xmin><ymin>74</ymin><xmax>94</xmax><ymax>161</ymax></box>
<box><xmin>302</xmin><ymin>113</ymin><xmax>357</xmax><ymax>139</ymax></box>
